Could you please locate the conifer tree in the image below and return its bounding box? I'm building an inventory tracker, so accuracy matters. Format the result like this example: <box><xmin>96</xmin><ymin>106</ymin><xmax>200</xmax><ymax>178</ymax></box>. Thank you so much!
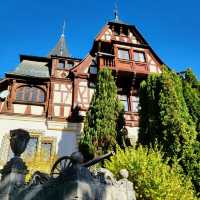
<box><xmin>181</xmin><ymin>69</ymin><xmax>200</xmax><ymax>193</ymax></box>
<box><xmin>138</xmin><ymin>67</ymin><xmax>199</xmax><ymax>195</ymax></box>
<box><xmin>139</xmin><ymin>67</ymin><xmax>197</xmax><ymax>159</ymax></box>
<box><xmin>138</xmin><ymin>73</ymin><xmax>161</xmax><ymax>147</ymax></box>
<box><xmin>79</xmin><ymin>67</ymin><xmax>124</xmax><ymax>160</ymax></box>
<box><xmin>158</xmin><ymin>68</ymin><xmax>197</xmax><ymax>158</ymax></box>
<box><xmin>182</xmin><ymin>69</ymin><xmax>200</xmax><ymax>138</ymax></box>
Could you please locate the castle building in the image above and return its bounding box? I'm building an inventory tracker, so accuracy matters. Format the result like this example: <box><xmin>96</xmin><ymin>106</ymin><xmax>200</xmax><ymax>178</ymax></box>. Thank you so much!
<box><xmin>0</xmin><ymin>15</ymin><xmax>162</xmax><ymax>169</ymax></box>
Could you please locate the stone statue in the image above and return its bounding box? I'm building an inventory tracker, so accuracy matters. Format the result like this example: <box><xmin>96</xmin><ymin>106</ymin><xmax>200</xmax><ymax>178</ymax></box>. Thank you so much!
<box><xmin>117</xmin><ymin>169</ymin><xmax>136</xmax><ymax>200</ymax></box>
<box><xmin>93</xmin><ymin>168</ymin><xmax>136</xmax><ymax>200</ymax></box>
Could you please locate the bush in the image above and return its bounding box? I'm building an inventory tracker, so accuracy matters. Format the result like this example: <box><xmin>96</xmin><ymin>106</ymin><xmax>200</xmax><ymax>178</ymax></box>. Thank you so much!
<box><xmin>105</xmin><ymin>146</ymin><xmax>196</xmax><ymax>200</ymax></box>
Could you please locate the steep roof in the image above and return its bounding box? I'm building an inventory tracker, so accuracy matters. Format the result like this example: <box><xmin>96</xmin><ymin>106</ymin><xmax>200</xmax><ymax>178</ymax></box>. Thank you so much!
<box><xmin>48</xmin><ymin>34</ymin><xmax>70</xmax><ymax>57</ymax></box>
<box><xmin>94</xmin><ymin>20</ymin><xmax>164</xmax><ymax>65</ymax></box>
<box><xmin>7</xmin><ymin>60</ymin><xmax>50</xmax><ymax>78</ymax></box>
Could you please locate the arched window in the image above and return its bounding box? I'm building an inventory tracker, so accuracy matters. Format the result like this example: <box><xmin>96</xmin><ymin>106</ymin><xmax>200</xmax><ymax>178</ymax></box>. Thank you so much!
<box><xmin>15</xmin><ymin>86</ymin><xmax>45</xmax><ymax>103</ymax></box>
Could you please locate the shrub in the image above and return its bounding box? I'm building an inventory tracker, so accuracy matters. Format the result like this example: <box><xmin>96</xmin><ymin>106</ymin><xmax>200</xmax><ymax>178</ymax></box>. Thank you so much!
<box><xmin>105</xmin><ymin>146</ymin><xmax>196</xmax><ymax>200</ymax></box>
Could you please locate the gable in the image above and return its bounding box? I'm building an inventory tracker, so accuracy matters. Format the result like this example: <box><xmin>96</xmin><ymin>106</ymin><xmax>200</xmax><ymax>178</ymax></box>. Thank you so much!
<box><xmin>95</xmin><ymin>22</ymin><xmax>163</xmax><ymax>66</ymax></box>
<box><xmin>95</xmin><ymin>22</ymin><xmax>147</xmax><ymax>45</ymax></box>
<box><xmin>71</xmin><ymin>54</ymin><xmax>96</xmax><ymax>75</ymax></box>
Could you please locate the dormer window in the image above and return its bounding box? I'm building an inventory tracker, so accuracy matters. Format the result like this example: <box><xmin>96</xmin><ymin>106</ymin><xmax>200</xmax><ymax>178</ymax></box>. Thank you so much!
<box><xmin>118</xmin><ymin>49</ymin><xmax>130</xmax><ymax>60</ymax></box>
<box><xmin>58</xmin><ymin>61</ymin><xmax>65</xmax><ymax>69</ymax></box>
<box><xmin>134</xmin><ymin>51</ymin><xmax>145</xmax><ymax>63</ymax></box>
<box><xmin>105</xmin><ymin>33</ymin><xmax>111</xmax><ymax>41</ymax></box>
<box><xmin>66</xmin><ymin>61</ymin><xmax>74</xmax><ymax>68</ymax></box>
<box><xmin>114</xmin><ymin>26</ymin><xmax>120</xmax><ymax>35</ymax></box>
<box><xmin>15</xmin><ymin>86</ymin><xmax>45</xmax><ymax>103</ymax></box>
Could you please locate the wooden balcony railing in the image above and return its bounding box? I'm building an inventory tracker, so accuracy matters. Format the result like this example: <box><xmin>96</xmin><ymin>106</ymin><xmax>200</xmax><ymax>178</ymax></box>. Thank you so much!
<box><xmin>98</xmin><ymin>52</ymin><xmax>115</xmax><ymax>68</ymax></box>
<box><xmin>103</xmin><ymin>56</ymin><xmax>115</xmax><ymax>67</ymax></box>
<box><xmin>98</xmin><ymin>52</ymin><xmax>149</xmax><ymax>74</ymax></box>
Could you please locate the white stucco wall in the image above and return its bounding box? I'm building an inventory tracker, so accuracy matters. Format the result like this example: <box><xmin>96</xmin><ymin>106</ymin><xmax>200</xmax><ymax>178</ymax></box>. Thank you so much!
<box><xmin>0</xmin><ymin>115</ymin><xmax>82</xmax><ymax>166</ymax></box>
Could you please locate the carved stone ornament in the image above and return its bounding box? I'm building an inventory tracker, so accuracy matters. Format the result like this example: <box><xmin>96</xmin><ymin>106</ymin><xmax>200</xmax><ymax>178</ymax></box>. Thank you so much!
<box><xmin>10</xmin><ymin>129</ymin><xmax>30</xmax><ymax>157</ymax></box>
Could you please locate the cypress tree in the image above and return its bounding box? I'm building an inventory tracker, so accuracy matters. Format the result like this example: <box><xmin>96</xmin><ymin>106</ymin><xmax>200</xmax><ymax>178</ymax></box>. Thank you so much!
<box><xmin>138</xmin><ymin>66</ymin><xmax>199</xmax><ymax>195</ymax></box>
<box><xmin>181</xmin><ymin>69</ymin><xmax>200</xmax><ymax>194</ymax></box>
<box><xmin>138</xmin><ymin>67</ymin><xmax>197</xmax><ymax>158</ymax></box>
<box><xmin>138</xmin><ymin>73</ymin><xmax>162</xmax><ymax>147</ymax></box>
<box><xmin>182</xmin><ymin>69</ymin><xmax>200</xmax><ymax>138</ymax></box>
<box><xmin>79</xmin><ymin>67</ymin><xmax>124</xmax><ymax>160</ymax></box>
<box><xmin>158</xmin><ymin>68</ymin><xmax>197</xmax><ymax>159</ymax></box>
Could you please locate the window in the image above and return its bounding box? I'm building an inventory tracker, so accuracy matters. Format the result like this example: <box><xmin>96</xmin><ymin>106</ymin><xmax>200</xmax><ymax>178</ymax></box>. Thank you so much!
<box><xmin>66</xmin><ymin>61</ymin><xmax>74</xmax><ymax>68</ymax></box>
<box><xmin>89</xmin><ymin>82</ymin><xmax>96</xmax><ymax>88</ymax></box>
<box><xmin>89</xmin><ymin>66</ymin><xmax>97</xmax><ymax>74</ymax></box>
<box><xmin>16</xmin><ymin>86</ymin><xmax>45</xmax><ymax>103</ymax></box>
<box><xmin>24</xmin><ymin>87</ymin><xmax>30</xmax><ymax>101</ymax></box>
<box><xmin>134</xmin><ymin>51</ymin><xmax>145</xmax><ymax>63</ymax></box>
<box><xmin>58</xmin><ymin>61</ymin><xmax>65</xmax><ymax>69</ymax></box>
<box><xmin>22</xmin><ymin>137</ymin><xmax>38</xmax><ymax>161</ymax></box>
<box><xmin>15</xmin><ymin>89</ymin><xmax>23</xmax><ymax>101</ymax></box>
<box><xmin>41</xmin><ymin>142</ymin><xmax>52</xmax><ymax>161</ymax></box>
<box><xmin>118</xmin><ymin>95</ymin><xmax>129</xmax><ymax>112</ymax></box>
<box><xmin>38</xmin><ymin>89</ymin><xmax>45</xmax><ymax>102</ymax></box>
<box><xmin>130</xmin><ymin>96</ymin><xmax>140</xmax><ymax>112</ymax></box>
<box><xmin>0</xmin><ymin>132</ymin><xmax>56</xmax><ymax>172</ymax></box>
<box><xmin>105</xmin><ymin>33</ymin><xmax>111</xmax><ymax>41</ymax></box>
<box><xmin>118</xmin><ymin>49</ymin><xmax>130</xmax><ymax>60</ymax></box>
<box><xmin>114</xmin><ymin>26</ymin><xmax>120</xmax><ymax>35</ymax></box>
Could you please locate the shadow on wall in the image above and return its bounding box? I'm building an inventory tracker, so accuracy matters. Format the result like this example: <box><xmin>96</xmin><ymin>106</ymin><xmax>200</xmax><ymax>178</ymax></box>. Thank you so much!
<box><xmin>57</xmin><ymin>131</ymin><xmax>77</xmax><ymax>158</ymax></box>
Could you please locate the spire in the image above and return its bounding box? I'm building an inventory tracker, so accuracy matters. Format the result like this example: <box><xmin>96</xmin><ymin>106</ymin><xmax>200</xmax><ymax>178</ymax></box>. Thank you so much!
<box><xmin>48</xmin><ymin>21</ymin><xmax>70</xmax><ymax>57</ymax></box>
<box><xmin>62</xmin><ymin>20</ymin><xmax>66</xmax><ymax>37</ymax></box>
<box><xmin>114</xmin><ymin>0</ymin><xmax>120</xmax><ymax>22</ymax></box>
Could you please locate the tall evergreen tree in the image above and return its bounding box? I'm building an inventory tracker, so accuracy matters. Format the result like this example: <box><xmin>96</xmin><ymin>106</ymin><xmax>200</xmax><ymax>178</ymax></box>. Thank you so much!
<box><xmin>139</xmin><ymin>67</ymin><xmax>197</xmax><ymax>159</ymax></box>
<box><xmin>138</xmin><ymin>73</ymin><xmax>162</xmax><ymax>147</ymax></box>
<box><xmin>138</xmin><ymin>66</ymin><xmax>199</xmax><ymax>195</ymax></box>
<box><xmin>79</xmin><ymin>67</ymin><xmax>124</xmax><ymax>160</ymax></box>
<box><xmin>182</xmin><ymin>69</ymin><xmax>200</xmax><ymax>138</ymax></box>
<box><xmin>181</xmin><ymin>68</ymin><xmax>200</xmax><ymax>193</ymax></box>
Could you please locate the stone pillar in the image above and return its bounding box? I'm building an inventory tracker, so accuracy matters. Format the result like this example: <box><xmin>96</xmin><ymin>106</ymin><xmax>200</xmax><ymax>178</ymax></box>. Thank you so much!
<box><xmin>0</xmin><ymin>129</ymin><xmax>30</xmax><ymax>200</ymax></box>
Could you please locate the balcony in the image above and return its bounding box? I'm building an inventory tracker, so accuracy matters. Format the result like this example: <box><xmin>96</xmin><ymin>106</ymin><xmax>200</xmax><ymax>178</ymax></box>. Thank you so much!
<box><xmin>98</xmin><ymin>52</ymin><xmax>115</xmax><ymax>68</ymax></box>
<box><xmin>98</xmin><ymin>53</ymin><xmax>149</xmax><ymax>74</ymax></box>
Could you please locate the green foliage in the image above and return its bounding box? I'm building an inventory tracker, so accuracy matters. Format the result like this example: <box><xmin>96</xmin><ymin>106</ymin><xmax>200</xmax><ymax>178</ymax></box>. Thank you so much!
<box><xmin>184</xmin><ymin>68</ymin><xmax>200</xmax><ymax>90</ymax></box>
<box><xmin>158</xmin><ymin>67</ymin><xmax>197</xmax><ymax>158</ymax></box>
<box><xmin>139</xmin><ymin>73</ymin><xmax>162</xmax><ymax>147</ymax></box>
<box><xmin>139</xmin><ymin>67</ymin><xmax>197</xmax><ymax>159</ymax></box>
<box><xmin>105</xmin><ymin>146</ymin><xmax>196</xmax><ymax>200</ymax></box>
<box><xmin>138</xmin><ymin>66</ymin><xmax>200</xmax><ymax>195</ymax></box>
<box><xmin>181</xmin><ymin>69</ymin><xmax>200</xmax><ymax>195</ymax></box>
<box><xmin>182</xmin><ymin>69</ymin><xmax>200</xmax><ymax>138</ymax></box>
<box><xmin>182</xmin><ymin>142</ymin><xmax>200</xmax><ymax>196</ymax></box>
<box><xmin>79</xmin><ymin>67</ymin><xmax>124</xmax><ymax>160</ymax></box>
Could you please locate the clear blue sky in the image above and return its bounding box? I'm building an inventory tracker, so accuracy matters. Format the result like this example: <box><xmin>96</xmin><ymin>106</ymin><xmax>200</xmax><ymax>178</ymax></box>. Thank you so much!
<box><xmin>0</xmin><ymin>0</ymin><xmax>199</xmax><ymax>79</ymax></box>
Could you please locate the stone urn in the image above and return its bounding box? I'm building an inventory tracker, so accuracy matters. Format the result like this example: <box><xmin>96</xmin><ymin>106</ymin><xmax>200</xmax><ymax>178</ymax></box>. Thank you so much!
<box><xmin>10</xmin><ymin>129</ymin><xmax>30</xmax><ymax>157</ymax></box>
<box><xmin>0</xmin><ymin>129</ymin><xmax>30</xmax><ymax>199</ymax></box>
<box><xmin>0</xmin><ymin>129</ymin><xmax>30</xmax><ymax>183</ymax></box>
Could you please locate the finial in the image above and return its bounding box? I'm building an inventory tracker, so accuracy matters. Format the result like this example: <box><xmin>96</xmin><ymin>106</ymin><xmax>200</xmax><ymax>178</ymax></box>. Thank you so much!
<box><xmin>114</xmin><ymin>0</ymin><xmax>120</xmax><ymax>22</ymax></box>
<box><xmin>61</xmin><ymin>20</ymin><xmax>66</xmax><ymax>37</ymax></box>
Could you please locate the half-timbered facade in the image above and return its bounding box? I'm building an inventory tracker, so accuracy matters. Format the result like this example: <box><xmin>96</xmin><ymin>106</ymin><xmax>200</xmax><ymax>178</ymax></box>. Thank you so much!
<box><xmin>0</xmin><ymin>17</ymin><xmax>163</xmax><ymax>169</ymax></box>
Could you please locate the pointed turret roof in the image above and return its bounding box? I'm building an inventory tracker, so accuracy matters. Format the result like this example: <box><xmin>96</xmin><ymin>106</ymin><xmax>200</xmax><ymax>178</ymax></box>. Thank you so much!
<box><xmin>48</xmin><ymin>33</ymin><xmax>70</xmax><ymax>57</ymax></box>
